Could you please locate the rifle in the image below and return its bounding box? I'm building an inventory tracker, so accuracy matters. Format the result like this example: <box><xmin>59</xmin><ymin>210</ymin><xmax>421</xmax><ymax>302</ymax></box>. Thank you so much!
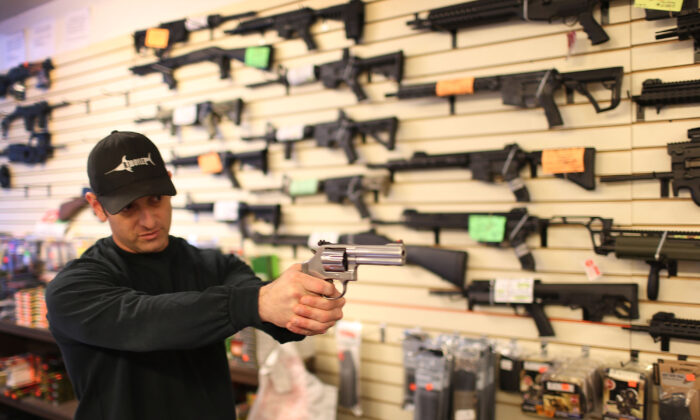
<box><xmin>169</xmin><ymin>149</ymin><xmax>268</xmax><ymax>188</ymax></box>
<box><xmin>251</xmin><ymin>229</ymin><xmax>468</xmax><ymax>290</ymax></box>
<box><xmin>246</xmin><ymin>48</ymin><xmax>404</xmax><ymax>102</ymax></box>
<box><xmin>600</xmin><ymin>127</ymin><xmax>700</xmax><ymax>206</ymax></box>
<box><xmin>242</xmin><ymin>110</ymin><xmax>398</xmax><ymax>163</ymax></box>
<box><xmin>135</xmin><ymin>98</ymin><xmax>244</xmax><ymax>139</ymax></box>
<box><xmin>129</xmin><ymin>45</ymin><xmax>273</xmax><ymax>89</ymax></box>
<box><xmin>0</xmin><ymin>133</ymin><xmax>57</xmax><ymax>165</ymax></box>
<box><xmin>367</xmin><ymin>144</ymin><xmax>596</xmax><ymax>202</ymax></box>
<box><xmin>440</xmin><ymin>279</ymin><xmax>639</xmax><ymax>337</ymax></box>
<box><xmin>251</xmin><ymin>174</ymin><xmax>389</xmax><ymax>218</ymax></box>
<box><xmin>624</xmin><ymin>312</ymin><xmax>700</xmax><ymax>352</ymax></box>
<box><xmin>224</xmin><ymin>0</ymin><xmax>365</xmax><ymax>51</ymax></box>
<box><xmin>631</xmin><ymin>77</ymin><xmax>700</xmax><ymax>121</ymax></box>
<box><xmin>549</xmin><ymin>216</ymin><xmax>700</xmax><ymax>300</ymax></box>
<box><xmin>2</xmin><ymin>101</ymin><xmax>69</xmax><ymax>138</ymax></box>
<box><xmin>177</xmin><ymin>200</ymin><xmax>281</xmax><ymax>238</ymax></box>
<box><xmin>644</xmin><ymin>0</ymin><xmax>698</xmax><ymax>20</ymax></box>
<box><xmin>372</xmin><ymin>207</ymin><xmax>549</xmax><ymax>271</ymax></box>
<box><xmin>386</xmin><ymin>66</ymin><xmax>623</xmax><ymax>128</ymax></box>
<box><xmin>656</xmin><ymin>11</ymin><xmax>700</xmax><ymax>62</ymax></box>
<box><xmin>0</xmin><ymin>59</ymin><xmax>54</xmax><ymax>100</ymax></box>
<box><xmin>133</xmin><ymin>10</ymin><xmax>256</xmax><ymax>57</ymax></box>
<box><xmin>407</xmin><ymin>0</ymin><xmax>611</xmax><ymax>48</ymax></box>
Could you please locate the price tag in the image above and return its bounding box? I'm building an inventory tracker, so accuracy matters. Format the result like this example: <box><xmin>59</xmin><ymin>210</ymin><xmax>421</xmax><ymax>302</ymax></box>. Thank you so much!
<box><xmin>468</xmin><ymin>215</ymin><xmax>506</xmax><ymax>242</ymax></box>
<box><xmin>276</xmin><ymin>125</ymin><xmax>306</xmax><ymax>141</ymax></box>
<box><xmin>172</xmin><ymin>104</ymin><xmax>198</xmax><ymax>125</ymax></box>
<box><xmin>500</xmin><ymin>358</ymin><xmax>514</xmax><ymax>371</ymax></box>
<box><xmin>287</xmin><ymin>65</ymin><xmax>317</xmax><ymax>86</ymax></box>
<box><xmin>244</xmin><ymin>46</ymin><xmax>271</xmax><ymax>69</ymax></box>
<box><xmin>185</xmin><ymin>16</ymin><xmax>208</xmax><ymax>31</ymax></box>
<box><xmin>144</xmin><ymin>28</ymin><xmax>170</xmax><ymax>49</ymax></box>
<box><xmin>197</xmin><ymin>152</ymin><xmax>223</xmax><ymax>174</ymax></box>
<box><xmin>687</xmin><ymin>373</ymin><xmax>697</xmax><ymax>382</ymax></box>
<box><xmin>634</xmin><ymin>0</ymin><xmax>683</xmax><ymax>12</ymax></box>
<box><xmin>435</xmin><ymin>77</ymin><xmax>474</xmax><ymax>97</ymax></box>
<box><xmin>583</xmin><ymin>258</ymin><xmax>602</xmax><ymax>281</ymax></box>
<box><xmin>308</xmin><ymin>231</ymin><xmax>340</xmax><ymax>249</ymax></box>
<box><xmin>494</xmin><ymin>278</ymin><xmax>534</xmax><ymax>304</ymax></box>
<box><xmin>213</xmin><ymin>201</ymin><xmax>239</xmax><ymax>222</ymax></box>
<box><xmin>289</xmin><ymin>178</ymin><xmax>319</xmax><ymax>196</ymax></box>
<box><xmin>455</xmin><ymin>409</ymin><xmax>476</xmax><ymax>420</ymax></box>
<box><xmin>541</xmin><ymin>148</ymin><xmax>585</xmax><ymax>174</ymax></box>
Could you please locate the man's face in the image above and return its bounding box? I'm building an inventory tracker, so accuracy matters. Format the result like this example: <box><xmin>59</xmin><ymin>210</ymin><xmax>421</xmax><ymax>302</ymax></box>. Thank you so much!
<box><xmin>103</xmin><ymin>195</ymin><xmax>173</xmax><ymax>253</ymax></box>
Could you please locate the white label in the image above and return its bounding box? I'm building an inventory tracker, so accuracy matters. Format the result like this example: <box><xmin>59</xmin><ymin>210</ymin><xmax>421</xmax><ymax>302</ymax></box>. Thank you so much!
<box><xmin>287</xmin><ymin>64</ymin><xmax>317</xmax><ymax>86</ymax></box>
<box><xmin>500</xmin><ymin>358</ymin><xmax>514</xmax><ymax>371</ymax></box>
<box><xmin>276</xmin><ymin>125</ymin><xmax>306</xmax><ymax>141</ymax></box>
<box><xmin>524</xmin><ymin>361</ymin><xmax>550</xmax><ymax>372</ymax></box>
<box><xmin>172</xmin><ymin>104</ymin><xmax>198</xmax><ymax>125</ymax></box>
<box><xmin>546</xmin><ymin>381</ymin><xmax>575</xmax><ymax>393</ymax></box>
<box><xmin>494</xmin><ymin>278</ymin><xmax>534</xmax><ymax>303</ymax></box>
<box><xmin>213</xmin><ymin>201</ymin><xmax>239</xmax><ymax>222</ymax></box>
<box><xmin>185</xmin><ymin>16</ymin><xmax>208</xmax><ymax>31</ymax></box>
<box><xmin>608</xmin><ymin>369</ymin><xmax>642</xmax><ymax>383</ymax></box>
<box><xmin>308</xmin><ymin>231</ymin><xmax>340</xmax><ymax>249</ymax></box>
<box><xmin>583</xmin><ymin>258</ymin><xmax>602</xmax><ymax>281</ymax></box>
<box><xmin>455</xmin><ymin>409</ymin><xmax>476</xmax><ymax>420</ymax></box>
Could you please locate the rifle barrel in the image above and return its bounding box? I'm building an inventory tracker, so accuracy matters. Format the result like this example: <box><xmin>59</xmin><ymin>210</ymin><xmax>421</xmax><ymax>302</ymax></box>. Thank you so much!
<box><xmin>599</xmin><ymin>172</ymin><xmax>673</xmax><ymax>182</ymax></box>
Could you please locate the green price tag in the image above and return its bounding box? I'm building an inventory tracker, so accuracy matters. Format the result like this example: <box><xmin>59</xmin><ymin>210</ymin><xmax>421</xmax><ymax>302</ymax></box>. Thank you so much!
<box><xmin>289</xmin><ymin>178</ymin><xmax>319</xmax><ymax>196</ymax></box>
<box><xmin>244</xmin><ymin>46</ymin><xmax>271</xmax><ymax>69</ymax></box>
<box><xmin>634</xmin><ymin>0</ymin><xmax>683</xmax><ymax>12</ymax></box>
<box><xmin>468</xmin><ymin>215</ymin><xmax>507</xmax><ymax>242</ymax></box>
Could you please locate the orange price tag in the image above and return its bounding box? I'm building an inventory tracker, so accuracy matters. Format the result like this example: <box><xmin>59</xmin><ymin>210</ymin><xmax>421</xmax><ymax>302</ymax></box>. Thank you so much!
<box><xmin>197</xmin><ymin>152</ymin><xmax>223</xmax><ymax>174</ymax></box>
<box><xmin>541</xmin><ymin>148</ymin><xmax>585</xmax><ymax>174</ymax></box>
<box><xmin>435</xmin><ymin>77</ymin><xmax>475</xmax><ymax>97</ymax></box>
<box><xmin>687</xmin><ymin>373</ymin><xmax>696</xmax><ymax>382</ymax></box>
<box><xmin>628</xmin><ymin>381</ymin><xmax>638</xmax><ymax>388</ymax></box>
<box><xmin>144</xmin><ymin>28</ymin><xmax>170</xmax><ymax>49</ymax></box>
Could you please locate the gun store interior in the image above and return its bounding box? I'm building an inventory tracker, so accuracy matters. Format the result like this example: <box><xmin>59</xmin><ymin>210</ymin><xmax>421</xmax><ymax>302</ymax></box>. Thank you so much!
<box><xmin>1</xmin><ymin>0</ymin><xmax>700</xmax><ymax>419</ymax></box>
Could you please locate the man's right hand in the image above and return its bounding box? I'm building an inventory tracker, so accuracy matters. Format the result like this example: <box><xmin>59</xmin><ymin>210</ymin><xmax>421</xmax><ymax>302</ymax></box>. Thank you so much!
<box><xmin>258</xmin><ymin>264</ymin><xmax>345</xmax><ymax>336</ymax></box>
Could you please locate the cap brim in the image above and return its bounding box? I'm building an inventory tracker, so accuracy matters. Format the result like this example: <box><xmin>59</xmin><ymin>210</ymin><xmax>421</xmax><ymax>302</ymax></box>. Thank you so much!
<box><xmin>98</xmin><ymin>175</ymin><xmax>176</xmax><ymax>214</ymax></box>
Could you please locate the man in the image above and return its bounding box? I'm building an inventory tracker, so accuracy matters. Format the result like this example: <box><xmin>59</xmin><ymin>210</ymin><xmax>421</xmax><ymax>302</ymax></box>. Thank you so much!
<box><xmin>45</xmin><ymin>131</ymin><xmax>345</xmax><ymax>420</ymax></box>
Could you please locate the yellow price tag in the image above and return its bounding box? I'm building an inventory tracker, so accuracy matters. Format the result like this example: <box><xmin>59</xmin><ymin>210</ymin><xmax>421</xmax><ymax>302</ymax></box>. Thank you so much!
<box><xmin>634</xmin><ymin>0</ymin><xmax>683</xmax><ymax>12</ymax></box>
<box><xmin>541</xmin><ymin>148</ymin><xmax>585</xmax><ymax>174</ymax></box>
<box><xmin>144</xmin><ymin>28</ymin><xmax>170</xmax><ymax>49</ymax></box>
<box><xmin>197</xmin><ymin>152</ymin><xmax>223</xmax><ymax>174</ymax></box>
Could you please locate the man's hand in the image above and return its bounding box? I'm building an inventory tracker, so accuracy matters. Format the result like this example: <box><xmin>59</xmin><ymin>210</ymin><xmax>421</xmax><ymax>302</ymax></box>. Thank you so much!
<box><xmin>258</xmin><ymin>264</ymin><xmax>345</xmax><ymax>336</ymax></box>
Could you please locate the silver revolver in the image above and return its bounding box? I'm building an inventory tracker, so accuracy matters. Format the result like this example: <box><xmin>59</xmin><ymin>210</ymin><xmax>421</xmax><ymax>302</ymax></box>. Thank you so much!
<box><xmin>302</xmin><ymin>241</ymin><xmax>406</xmax><ymax>299</ymax></box>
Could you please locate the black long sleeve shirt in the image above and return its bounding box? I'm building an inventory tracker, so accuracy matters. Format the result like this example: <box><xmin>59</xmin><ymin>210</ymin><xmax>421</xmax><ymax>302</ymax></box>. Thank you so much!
<box><xmin>45</xmin><ymin>236</ymin><xmax>301</xmax><ymax>420</ymax></box>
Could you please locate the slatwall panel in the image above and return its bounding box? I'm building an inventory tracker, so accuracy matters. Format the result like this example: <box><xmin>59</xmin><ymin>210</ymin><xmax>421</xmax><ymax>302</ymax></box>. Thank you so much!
<box><xmin>2</xmin><ymin>1</ymin><xmax>699</xmax><ymax>419</ymax></box>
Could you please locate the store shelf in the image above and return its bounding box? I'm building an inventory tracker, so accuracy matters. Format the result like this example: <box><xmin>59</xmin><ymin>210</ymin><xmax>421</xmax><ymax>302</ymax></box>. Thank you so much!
<box><xmin>0</xmin><ymin>320</ymin><xmax>54</xmax><ymax>344</ymax></box>
<box><xmin>0</xmin><ymin>394</ymin><xmax>77</xmax><ymax>420</ymax></box>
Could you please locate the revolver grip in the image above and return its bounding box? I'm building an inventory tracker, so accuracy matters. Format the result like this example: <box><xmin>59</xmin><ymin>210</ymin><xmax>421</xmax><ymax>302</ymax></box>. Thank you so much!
<box><xmin>578</xmin><ymin>11</ymin><xmax>609</xmax><ymax>45</ymax></box>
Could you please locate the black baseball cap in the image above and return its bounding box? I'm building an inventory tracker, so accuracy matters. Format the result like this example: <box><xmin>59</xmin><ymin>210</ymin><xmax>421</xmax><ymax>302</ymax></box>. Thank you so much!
<box><xmin>87</xmin><ymin>131</ymin><xmax>176</xmax><ymax>214</ymax></box>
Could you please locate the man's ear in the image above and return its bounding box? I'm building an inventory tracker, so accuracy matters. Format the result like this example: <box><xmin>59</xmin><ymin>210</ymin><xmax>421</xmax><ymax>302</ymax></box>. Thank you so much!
<box><xmin>85</xmin><ymin>192</ymin><xmax>108</xmax><ymax>222</ymax></box>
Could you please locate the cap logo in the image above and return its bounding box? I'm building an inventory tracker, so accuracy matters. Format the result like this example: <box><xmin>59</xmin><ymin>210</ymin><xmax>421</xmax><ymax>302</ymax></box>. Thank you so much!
<box><xmin>105</xmin><ymin>153</ymin><xmax>155</xmax><ymax>174</ymax></box>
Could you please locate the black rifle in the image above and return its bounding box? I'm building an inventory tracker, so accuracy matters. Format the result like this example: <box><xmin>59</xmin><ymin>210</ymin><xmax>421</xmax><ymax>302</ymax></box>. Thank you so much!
<box><xmin>0</xmin><ymin>59</ymin><xmax>54</xmax><ymax>100</ymax></box>
<box><xmin>246</xmin><ymin>48</ymin><xmax>404</xmax><ymax>102</ymax></box>
<box><xmin>224</xmin><ymin>0</ymin><xmax>365</xmax><ymax>51</ymax></box>
<box><xmin>251</xmin><ymin>229</ymin><xmax>468</xmax><ymax>289</ymax></box>
<box><xmin>624</xmin><ymin>312</ymin><xmax>700</xmax><ymax>352</ymax></box>
<box><xmin>373</xmin><ymin>207</ymin><xmax>549</xmax><ymax>271</ymax></box>
<box><xmin>656</xmin><ymin>11</ymin><xmax>700</xmax><ymax>62</ymax></box>
<box><xmin>0</xmin><ymin>133</ymin><xmax>56</xmax><ymax>165</ymax></box>
<box><xmin>169</xmin><ymin>149</ymin><xmax>268</xmax><ymax>188</ymax></box>
<box><xmin>407</xmin><ymin>0</ymin><xmax>610</xmax><ymax>48</ymax></box>
<box><xmin>632</xmin><ymin>77</ymin><xmax>700</xmax><ymax>121</ymax></box>
<box><xmin>451</xmin><ymin>280</ymin><xmax>639</xmax><ymax>337</ymax></box>
<box><xmin>550</xmin><ymin>216</ymin><xmax>700</xmax><ymax>300</ymax></box>
<box><xmin>2</xmin><ymin>101</ymin><xmax>69</xmax><ymax>138</ymax></box>
<box><xmin>129</xmin><ymin>46</ymin><xmax>273</xmax><ymax>89</ymax></box>
<box><xmin>133</xmin><ymin>10</ymin><xmax>256</xmax><ymax>57</ymax></box>
<box><xmin>645</xmin><ymin>0</ymin><xmax>697</xmax><ymax>20</ymax></box>
<box><xmin>178</xmin><ymin>201</ymin><xmax>281</xmax><ymax>238</ymax></box>
<box><xmin>387</xmin><ymin>66</ymin><xmax>623</xmax><ymax>127</ymax></box>
<box><xmin>368</xmin><ymin>144</ymin><xmax>596</xmax><ymax>202</ymax></box>
<box><xmin>242</xmin><ymin>110</ymin><xmax>398</xmax><ymax>163</ymax></box>
<box><xmin>251</xmin><ymin>174</ymin><xmax>389</xmax><ymax>219</ymax></box>
<box><xmin>600</xmin><ymin>127</ymin><xmax>700</xmax><ymax>206</ymax></box>
<box><xmin>135</xmin><ymin>98</ymin><xmax>244</xmax><ymax>139</ymax></box>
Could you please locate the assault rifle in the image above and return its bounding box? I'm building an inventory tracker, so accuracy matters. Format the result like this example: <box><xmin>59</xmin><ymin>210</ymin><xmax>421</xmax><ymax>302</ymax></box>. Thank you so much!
<box><xmin>386</xmin><ymin>66</ymin><xmax>623</xmax><ymax>128</ymax></box>
<box><xmin>251</xmin><ymin>174</ymin><xmax>389</xmax><ymax>219</ymax></box>
<box><xmin>407</xmin><ymin>0</ymin><xmax>611</xmax><ymax>48</ymax></box>
<box><xmin>549</xmin><ymin>216</ymin><xmax>700</xmax><ymax>300</ymax></box>
<box><xmin>372</xmin><ymin>207</ymin><xmax>549</xmax><ymax>271</ymax></box>
<box><xmin>632</xmin><ymin>77</ymin><xmax>700</xmax><ymax>121</ymax></box>
<box><xmin>437</xmin><ymin>279</ymin><xmax>639</xmax><ymax>337</ymax></box>
<box><xmin>0</xmin><ymin>59</ymin><xmax>54</xmax><ymax>100</ymax></box>
<box><xmin>129</xmin><ymin>46</ymin><xmax>273</xmax><ymax>90</ymax></box>
<box><xmin>169</xmin><ymin>149</ymin><xmax>268</xmax><ymax>189</ymax></box>
<box><xmin>600</xmin><ymin>127</ymin><xmax>700</xmax><ymax>206</ymax></box>
<box><xmin>246</xmin><ymin>48</ymin><xmax>403</xmax><ymax>101</ymax></box>
<box><xmin>624</xmin><ymin>312</ymin><xmax>700</xmax><ymax>352</ymax></box>
<box><xmin>656</xmin><ymin>11</ymin><xmax>700</xmax><ymax>62</ymax></box>
<box><xmin>251</xmin><ymin>229</ymin><xmax>468</xmax><ymax>289</ymax></box>
<box><xmin>177</xmin><ymin>200</ymin><xmax>280</xmax><ymax>238</ymax></box>
<box><xmin>133</xmin><ymin>10</ymin><xmax>256</xmax><ymax>57</ymax></box>
<box><xmin>645</xmin><ymin>0</ymin><xmax>697</xmax><ymax>20</ymax></box>
<box><xmin>242</xmin><ymin>110</ymin><xmax>398</xmax><ymax>163</ymax></box>
<box><xmin>368</xmin><ymin>144</ymin><xmax>596</xmax><ymax>202</ymax></box>
<box><xmin>0</xmin><ymin>133</ymin><xmax>57</xmax><ymax>165</ymax></box>
<box><xmin>2</xmin><ymin>101</ymin><xmax>69</xmax><ymax>138</ymax></box>
<box><xmin>224</xmin><ymin>0</ymin><xmax>365</xmax><ymax>51</ymax></box>
<box><xmin>135</xmin><ymin>99</ymin><xmax>243</xmax><ymax>139</ymax></box>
